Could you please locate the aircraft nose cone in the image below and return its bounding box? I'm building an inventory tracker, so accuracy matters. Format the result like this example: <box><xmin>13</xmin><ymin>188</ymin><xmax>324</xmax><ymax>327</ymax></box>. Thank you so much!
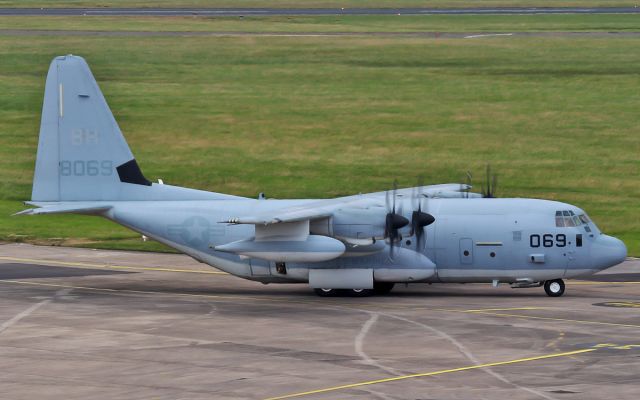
<box><xmin>591</xmin><ymin>234</ymin><xmax>627</xmax><ymax>270</ymax></box>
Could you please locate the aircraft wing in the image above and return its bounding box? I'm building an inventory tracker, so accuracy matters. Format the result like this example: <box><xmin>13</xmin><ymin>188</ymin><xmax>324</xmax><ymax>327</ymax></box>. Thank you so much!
<box><xmin>225</xmin><ymin>183</ymin><xmax>473</xmax><ymax>225</ymax></box>
<box><xmin>224</xmin><ymin>196</ymin><xmax>380</xmax><ymax>225</ymax></box>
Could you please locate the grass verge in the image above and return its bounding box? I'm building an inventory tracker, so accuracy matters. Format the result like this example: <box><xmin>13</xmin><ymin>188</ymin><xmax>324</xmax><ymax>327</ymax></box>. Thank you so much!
<box><xmin>1</xmin><ymin>14</ymin><xmax>640</xmax><ymax>33</ymax></box>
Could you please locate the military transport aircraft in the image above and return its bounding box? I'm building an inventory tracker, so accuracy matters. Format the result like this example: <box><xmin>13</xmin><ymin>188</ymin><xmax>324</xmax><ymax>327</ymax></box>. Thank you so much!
<box><xmin>18</xmin><ymin>55</ymin><xmax>627</xmax><ymax>297</ymax></box>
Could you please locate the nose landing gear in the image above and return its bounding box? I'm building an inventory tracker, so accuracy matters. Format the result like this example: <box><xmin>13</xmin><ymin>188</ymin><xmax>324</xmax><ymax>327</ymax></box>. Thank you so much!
<box><xmin>544</xmin><ymin>279</ymin><xmax>565</xmax><ymax>297</ymax></box>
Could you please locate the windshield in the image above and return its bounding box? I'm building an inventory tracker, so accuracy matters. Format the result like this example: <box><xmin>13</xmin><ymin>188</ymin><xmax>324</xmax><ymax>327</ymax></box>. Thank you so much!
<box><xmin>555</xmin><ymin>210</ymin><xmax>591</xmax><ymax>231</ymax></box>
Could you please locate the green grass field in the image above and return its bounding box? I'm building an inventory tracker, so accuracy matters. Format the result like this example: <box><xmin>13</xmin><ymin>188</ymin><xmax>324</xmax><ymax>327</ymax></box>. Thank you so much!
<box><xmin>0</xmin><ymin>1</ymin><xmax>635</xmax><ymax>8</ymax></box>
<box><xmin>2</xmin><ymin>14</ymin><xmax>640</xmax><ymax>33</ymax></box>
<box><xmin>0</xmin><ymin>15</ymin><xmax>638</xmax><ymax>255</ymax></box>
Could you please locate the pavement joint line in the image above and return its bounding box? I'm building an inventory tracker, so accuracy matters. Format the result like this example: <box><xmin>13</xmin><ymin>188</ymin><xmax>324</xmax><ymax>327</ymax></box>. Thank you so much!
<box><xmin>263</xmin><ymin>348</ymin><xmax>597</xmax><ymax>400</ymax></box>
<box><xmin>0</xmin><ymin>256</ymin><xmax>228</xmax><ymax>275</ymax></box>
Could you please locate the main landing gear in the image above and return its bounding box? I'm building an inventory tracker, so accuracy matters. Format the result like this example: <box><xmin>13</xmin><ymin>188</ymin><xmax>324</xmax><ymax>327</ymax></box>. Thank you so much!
<box><xmin>544</xmin><ymin>279</ymin><xmax>565</xmax><ymax>297</ymax></box>
<box><xmin>313</xmin><ymin>282</ymin><xmax>395</xmax><ymax>297</ymax></box>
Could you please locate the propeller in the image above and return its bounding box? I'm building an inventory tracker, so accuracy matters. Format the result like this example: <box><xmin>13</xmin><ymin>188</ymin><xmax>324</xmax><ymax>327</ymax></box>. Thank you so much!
<box><xmin>481</xmin><ymin>164</ymin><xmax>498</xmax><ymax>198</ymax></box>
<box><xmin>385</xmin><ymin>180</ymin><xmax>409</xmax><ymax>259</ymax></box>
<box><xmin>410</xmin><ymin>177</ymin><xmax>435</xmax><ymax>251</ymax></box>
<box><xmin>465</xmin><ymin>171</ymin><xmax>472</xmax><ymax>199</ymax></box>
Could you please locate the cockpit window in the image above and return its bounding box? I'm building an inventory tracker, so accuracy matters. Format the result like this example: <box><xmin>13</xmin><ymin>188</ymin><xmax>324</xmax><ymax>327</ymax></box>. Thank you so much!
<box><xmin>555</xmin><ymin>210</ymin><xmax>590</xmax><ymax>228</ymax></box>
<box><xmin>555</xmin><ymin>211</ymin><xmax>564</xmax><ymax>227</ymax></box>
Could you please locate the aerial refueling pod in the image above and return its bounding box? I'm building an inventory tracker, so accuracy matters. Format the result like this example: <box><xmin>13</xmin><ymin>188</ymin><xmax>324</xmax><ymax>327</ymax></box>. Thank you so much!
<box><xmin>215</xmin><ymin>235</ymin><xmax>346</xmax><ymax>263</ymax></box>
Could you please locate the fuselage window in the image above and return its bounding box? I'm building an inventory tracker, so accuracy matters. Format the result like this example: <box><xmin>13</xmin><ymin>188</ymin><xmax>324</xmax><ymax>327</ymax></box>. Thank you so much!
<box><xmin>576</xmin><ymin>234</ymin><xmax>583</xmax><ymax>247</ymax></box>
<box><xmin>555</xmin><ymin>211</ymin><xmax>564</xmax><ymax>227</ymax></box>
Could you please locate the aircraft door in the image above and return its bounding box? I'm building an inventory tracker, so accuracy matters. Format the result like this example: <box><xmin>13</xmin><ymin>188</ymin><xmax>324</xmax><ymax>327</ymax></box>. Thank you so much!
<box><xmin>566</xmin><ymin>233</ymin><xmax>590</xmax><ymax>276</ymax></box>
<box><xmin>459</xmin><ymin>238</ymin><xmax>473</xmax><ymax>264</ymax></box>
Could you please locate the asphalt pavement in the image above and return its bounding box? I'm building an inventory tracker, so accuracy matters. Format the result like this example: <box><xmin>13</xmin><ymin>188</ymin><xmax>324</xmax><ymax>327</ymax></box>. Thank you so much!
<box><xmin>0</xmin><ymin>243</ymin><xmax>638</xmax><ymax>399</ymax></box>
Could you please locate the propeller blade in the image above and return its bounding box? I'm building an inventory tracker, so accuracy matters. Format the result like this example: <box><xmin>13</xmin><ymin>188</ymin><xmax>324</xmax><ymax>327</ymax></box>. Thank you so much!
<box><xmin>482</xmin><ymin>164</ymin><xmax>498</xmax><ymax>198</ymax></box>
<box><xmin>409</xmin><ymin>175</ymin><xmax>435</xmax><ymax>252</ymax></box>
<box><xmin>392</xmin><ymin>179</ymin><xmax>398</xmax><ymax>213</ymax></box>
<box><xmin>384</xmin><ymin>179</ymin><xmax>408</xmax><ymax>261</ymax></box>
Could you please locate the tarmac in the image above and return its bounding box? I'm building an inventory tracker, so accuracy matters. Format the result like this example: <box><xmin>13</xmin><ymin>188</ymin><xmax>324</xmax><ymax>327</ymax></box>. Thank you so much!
<box><xmin>0</xmin><ymin>243</ymin><xmax>638</xmax><ymax>399</ymax></box>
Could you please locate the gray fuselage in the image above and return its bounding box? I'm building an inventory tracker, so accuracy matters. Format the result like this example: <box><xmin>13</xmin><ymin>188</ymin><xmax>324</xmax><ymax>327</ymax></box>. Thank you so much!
<box><xmin>104</xmin><ymin>196</ymin><xmax>626</xmax><ymax>285</ymax></box>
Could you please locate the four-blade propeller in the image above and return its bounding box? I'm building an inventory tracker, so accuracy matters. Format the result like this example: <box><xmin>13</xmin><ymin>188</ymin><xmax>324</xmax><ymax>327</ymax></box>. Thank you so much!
<box><xmin>384</xmin><ymin>178</ymin><xmax>436</xmax><ymax>259</ymax></box>
<box><xmin>384</xmin><ymin>166</ymin><xmax>496</xmax><ymax>258</ymax></box>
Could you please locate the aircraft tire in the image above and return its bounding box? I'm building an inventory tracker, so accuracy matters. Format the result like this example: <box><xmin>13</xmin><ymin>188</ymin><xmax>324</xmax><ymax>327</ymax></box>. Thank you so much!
<box><xmin>313</xmin><ymin>288</ymin><xmax>373</xmax><ymax>297</ymax></box>
<box><xmin>544</xmin><ymin>279</ymin><xmax>565</xmax><ymax>297</ymax></box>
<box><xmin>373</xmin><ymin>282</ymin><xmax>395</xmax><ymax>295</ymax></box>
<box><xmin>349</xmin><ymin>288</ymin><xmax>374</xmax><ymax>297</ymax></box>
<box><xmin>314</xmin><ymin>288</ymin><xmax>338</xmax><ymax>297</ymax></box>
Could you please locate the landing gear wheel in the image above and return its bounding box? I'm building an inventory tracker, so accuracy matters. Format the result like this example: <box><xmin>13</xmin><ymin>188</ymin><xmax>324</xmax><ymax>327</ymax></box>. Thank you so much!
<box><xmin>314</xmin><ymin>288</ymin><xmax>337</xmax><ymax>297</ymax></box>
<box><xmin>373</xmin><ymin>282</ymin><xmax>395</xmax><ymax>295</ymax></box>
<box><xmin>544</xmin><ymin>279</ymin><xmax>565</xmax><ymax>297</ymax></box>
<box><xmin>349</xmin><ymin>288</ymin><xmax>374</xmax><ymax>297</ymax></box>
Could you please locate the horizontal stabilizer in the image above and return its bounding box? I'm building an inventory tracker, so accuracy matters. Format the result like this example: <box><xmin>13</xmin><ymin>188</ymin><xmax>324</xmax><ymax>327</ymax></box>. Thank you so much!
<box><xmin>15</xmin><ymin>203</ymin><xmax>112</xmax><ymax>216</ymax></box>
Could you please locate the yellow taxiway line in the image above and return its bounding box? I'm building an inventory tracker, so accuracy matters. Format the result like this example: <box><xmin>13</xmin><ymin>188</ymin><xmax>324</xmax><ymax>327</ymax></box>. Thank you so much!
<box><xmin>469</xmin><ymin>310</ymin><xmax>640</xmax><ymax>329</ymax></box>
<box><xmin>569</xmin><ymin>280</ymin><xmax>640</xmax><ymax>285</ymax></box>
<box><xmin>463</xmin><ymin>307</ymin><xmax>545</xmax><ymax>312</ymax></box>
<box><xmin>264</xmin><ymin>348</ymin><xmax>596</xmax><ymax>400</ymax></box>
<box><xmin>2</xmin><ymin>256</ymin><xmax>638</xmax><ymax>285</ymax></box>
<box><xmin>0</xmin><ymin>279</ymin><xmax>254</xmax><ymax>302</ymax></box>
<box><xmin>0</xmin><ymin>256</ymin><xmax>228</xmax><ymax>275</ymax></box>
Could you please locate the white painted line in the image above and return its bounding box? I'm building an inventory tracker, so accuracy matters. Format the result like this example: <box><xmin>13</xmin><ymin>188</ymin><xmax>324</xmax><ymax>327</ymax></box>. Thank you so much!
<box><xmin>0</xmin><ymin>289</ymin><xmax>70</xmax><ymax>334</ymax></box>
<box><xmin>465</xmin><ymin>33</ymin><xmax>514</xmax><ymax>39</ymax></box>
<box><xmin>354</xmin><ymin>312</ymin><xmax>402</xmax><ymax>376</ymax></box>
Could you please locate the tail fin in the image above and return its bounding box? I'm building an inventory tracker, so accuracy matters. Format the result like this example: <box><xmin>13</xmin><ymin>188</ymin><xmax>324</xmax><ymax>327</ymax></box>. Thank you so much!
<box><xmin>32</xmin><ymin>55</ymin><xmax>151</xmax><ymax>201</ymax></box>
<box><xmin>31</xmin><ymin>55</ymin><xmax>244</xmax><ymax>203</ymax></box>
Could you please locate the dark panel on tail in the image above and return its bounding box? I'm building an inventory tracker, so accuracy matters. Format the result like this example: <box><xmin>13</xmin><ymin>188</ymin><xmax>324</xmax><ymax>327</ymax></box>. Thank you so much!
<box><xmin>117</xmin><ymin>159</ymin><xmax>151</xmax><ymax>186</ymax></box>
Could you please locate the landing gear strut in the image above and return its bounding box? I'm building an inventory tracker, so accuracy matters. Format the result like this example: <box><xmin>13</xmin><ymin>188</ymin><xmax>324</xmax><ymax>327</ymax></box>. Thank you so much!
<box><xmin>544</xmin><ymin>279</ymin><xmax>565</xmax><ymax>297</ymax></box>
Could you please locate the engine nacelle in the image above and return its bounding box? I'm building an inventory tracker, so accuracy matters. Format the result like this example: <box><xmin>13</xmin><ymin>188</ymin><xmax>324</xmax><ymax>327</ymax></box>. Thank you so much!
<box><xmin>327</xmin><ymin>208</ymin><xmax>386</xmax><ymax>241</ymax></box>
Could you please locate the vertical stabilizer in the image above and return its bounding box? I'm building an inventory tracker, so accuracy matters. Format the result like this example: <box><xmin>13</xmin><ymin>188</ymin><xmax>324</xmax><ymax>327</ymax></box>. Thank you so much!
<box><xmin>32</xmin><ymin>55</ymin><xmax>149</xmax><ymax>202</ymax></box>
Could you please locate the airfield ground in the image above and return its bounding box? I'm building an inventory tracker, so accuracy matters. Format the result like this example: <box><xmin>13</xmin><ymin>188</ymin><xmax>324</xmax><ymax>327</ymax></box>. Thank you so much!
<box><xmin>0</xmin><ymin>243</ymin><xmax>639</xmax><ymax>399</ymax></box>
